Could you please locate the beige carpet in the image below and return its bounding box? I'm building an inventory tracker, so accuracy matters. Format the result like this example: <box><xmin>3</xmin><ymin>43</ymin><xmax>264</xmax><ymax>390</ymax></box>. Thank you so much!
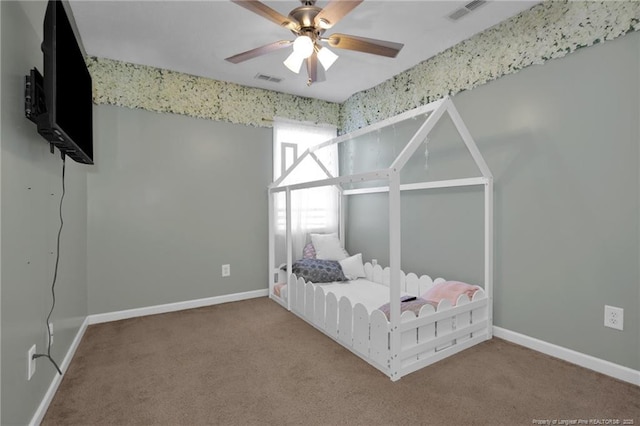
<box><xmin>44</xmin><ymin>297</ymin><xmax>639</xmax><ymax>425</ymax></box>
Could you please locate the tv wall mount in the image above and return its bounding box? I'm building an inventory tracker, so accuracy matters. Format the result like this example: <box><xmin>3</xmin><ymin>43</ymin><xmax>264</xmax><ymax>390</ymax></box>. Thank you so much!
<box><xmin>25</xmin><ymin>67</ymin><xmax>64</xmax><ymax>156</ymax></box>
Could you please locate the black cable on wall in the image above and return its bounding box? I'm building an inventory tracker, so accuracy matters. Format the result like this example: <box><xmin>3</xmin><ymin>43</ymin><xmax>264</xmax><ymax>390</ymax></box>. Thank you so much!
<box><xmin>33</xmin><ymin>153</ymin><xmax>65</xmax><ymax>375</ymax></box>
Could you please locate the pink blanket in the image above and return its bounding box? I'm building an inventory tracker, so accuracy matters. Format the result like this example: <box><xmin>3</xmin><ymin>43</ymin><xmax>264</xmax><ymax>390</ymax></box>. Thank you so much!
<box><xmin>421</xmin><ymin>281</ymin><xmax>479</xmax><ymax>305</ymax></box>
<box><xmin>273</xmin><ymin>283</ymin><xmax>286</xmax><ymax>298</ymax></box>
<box><xmin>378</xmin><ymin>296</ymin><xmax>438</xmax><ymax>320</ymax></box>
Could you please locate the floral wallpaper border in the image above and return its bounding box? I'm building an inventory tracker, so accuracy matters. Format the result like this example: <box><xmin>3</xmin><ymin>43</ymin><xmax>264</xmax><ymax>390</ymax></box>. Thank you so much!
<box><xmin>87</xmin><ymin>57</ymin><xmax>341</xmax><ymax>128</ymax></box>
<box><xmin>340</xmin><ymin>0</ymin><xmax>640</xmax><ymax>133</ymax></box>
<box><xmin>88</xmin><ymin>1</ymin><xmax>639</xmax><ymax>132</ymax></box>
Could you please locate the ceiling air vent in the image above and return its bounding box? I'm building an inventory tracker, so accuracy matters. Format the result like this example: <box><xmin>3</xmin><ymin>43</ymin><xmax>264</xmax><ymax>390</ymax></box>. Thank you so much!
<box><xmin>447</xmin><ymin>0</ymin><xmax>487</xmax><ymax>21</ymax></box>
<box><xmin>254</xmin><ymin>73</ymin><xmax>282</xmax><ymax>84</ymax></box>
<box><xmin>465</xmin><ymin>0</ymin><xmax>486</xmax><ymax>11</ymax></box>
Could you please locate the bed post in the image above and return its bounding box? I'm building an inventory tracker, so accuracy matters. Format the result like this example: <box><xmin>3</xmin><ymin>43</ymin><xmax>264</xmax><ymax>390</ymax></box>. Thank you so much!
<box><xmin>388</xmin><ymin>172</ymin><xmax>402</xmax><ymax>381</ymax></box>
<box><xmin>268</xmin><ymin>188</ymin><xmax>275</xmax><ymax>300</ymax></box>
<box><xmin>484</xmin><ymin>177</ymin><xmax>494</xmax><ymax>338</ymax></box>
<box><xmin>286</xmin><ymin>187</ymin><xmax>293</xmax><ymax>311</ymax></box>
<box><xmin>340</xmin><ymin>191</ymin><xmax>346</xmax><ymax>247</ymax></box>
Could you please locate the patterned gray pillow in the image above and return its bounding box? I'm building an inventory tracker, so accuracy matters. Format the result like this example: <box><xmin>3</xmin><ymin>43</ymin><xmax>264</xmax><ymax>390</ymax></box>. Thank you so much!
<box><xmin>291</xmin><ymin>259</ymin><xmax>347</xmax><ymax>283</ymax></box>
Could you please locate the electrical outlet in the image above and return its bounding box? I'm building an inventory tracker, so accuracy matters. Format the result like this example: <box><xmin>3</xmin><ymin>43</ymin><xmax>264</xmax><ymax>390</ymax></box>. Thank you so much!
<box><xmin>48</xmin><ymin>322</ymin><xmax>54</xmax><ymax>346</ymax></box>
<box><xmin>604</xmin><ymin>305</ymin><xmax>624</xmax><ymax>331</ymax></box>
<box><xmin>221</xmin><ymin>264</ymin><xmax>230</xmax><ymax>277</ymax></box>
<box><xmin>27</xmin><ymin>344</ymin><xmax>36</xmax><ymax>380</ymax></box>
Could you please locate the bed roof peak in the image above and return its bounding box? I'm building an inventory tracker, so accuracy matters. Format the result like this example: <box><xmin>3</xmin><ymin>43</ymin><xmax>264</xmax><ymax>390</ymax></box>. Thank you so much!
<box><xmin>270</xmin><ymin>96</ymin><xmax>492</xmax><ymax>191</ymax></box>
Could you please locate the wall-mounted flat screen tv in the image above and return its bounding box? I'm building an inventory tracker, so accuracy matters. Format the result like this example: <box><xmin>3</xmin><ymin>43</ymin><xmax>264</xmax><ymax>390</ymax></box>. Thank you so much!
<box><xmin>37</xmin><ymin>0</ymin><xmax>93</xmax><ymax>164</ymax></box>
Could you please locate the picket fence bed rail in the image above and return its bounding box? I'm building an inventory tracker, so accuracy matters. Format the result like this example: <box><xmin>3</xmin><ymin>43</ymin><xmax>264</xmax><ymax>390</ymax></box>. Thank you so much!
<box><xmin>271</xmin><ymin>262</ymin><xmax>490</xmax><ymax>381</ymax></box>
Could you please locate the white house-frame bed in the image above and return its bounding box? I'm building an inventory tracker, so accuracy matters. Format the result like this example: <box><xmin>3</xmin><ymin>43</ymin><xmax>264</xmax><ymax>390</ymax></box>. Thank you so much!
<box><xmin>268</xmin><ymin>97</ymin><xmax>494</xmax><ymax>381</ymax></box>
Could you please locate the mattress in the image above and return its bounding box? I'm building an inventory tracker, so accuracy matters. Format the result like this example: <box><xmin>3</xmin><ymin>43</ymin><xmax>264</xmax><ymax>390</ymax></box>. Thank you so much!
<box><xmin>280</xmin><ymin>278</ymin><xmax>410</xmax><ymax>314</ymax></box>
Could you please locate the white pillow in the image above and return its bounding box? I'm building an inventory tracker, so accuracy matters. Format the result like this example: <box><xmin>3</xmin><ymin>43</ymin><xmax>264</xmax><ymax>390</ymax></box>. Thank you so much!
<box><xmin>311</xmin><ymin>233</ymin><xmax>348</xmax><ymax>261</ymax></box>
<box><xmin>339</xmin><ymin>253</ymin><xmax>366</xmax><ymax>280</ymax></box>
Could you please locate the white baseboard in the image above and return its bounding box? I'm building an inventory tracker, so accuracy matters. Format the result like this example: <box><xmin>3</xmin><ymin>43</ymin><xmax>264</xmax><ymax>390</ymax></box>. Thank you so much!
<box><xmin>30</xmin><ymin>288</ymin><xmax>268</xmax><ymax>425</ymax></box>
<box><xmin>30</xmin><ymin>316</ymin><xmax>90</xmax><ymax>426</ymax></box>
<box><xmin>493</xmin><ymin>326</ymin><xmax>640</xmax><ymax>386</ymax></box>
<box><xmin>87</xmin><ymin>288</ymin><xmax>268</xmax><ymax>324</ymax></box>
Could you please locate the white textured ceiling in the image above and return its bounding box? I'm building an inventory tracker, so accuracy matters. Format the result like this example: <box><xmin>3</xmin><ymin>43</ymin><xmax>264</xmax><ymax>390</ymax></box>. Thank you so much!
<box><xmin>69</xmin><ymin>0</ymin><xmax>539</xmax><ymax>103</ymax></box>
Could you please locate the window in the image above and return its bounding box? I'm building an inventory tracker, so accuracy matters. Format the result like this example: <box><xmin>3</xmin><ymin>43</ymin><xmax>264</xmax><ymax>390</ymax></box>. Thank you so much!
<box><xmin>273</xmin><ymin>119</ymin><xmax>338</xmax><ymax>259</ymax></box>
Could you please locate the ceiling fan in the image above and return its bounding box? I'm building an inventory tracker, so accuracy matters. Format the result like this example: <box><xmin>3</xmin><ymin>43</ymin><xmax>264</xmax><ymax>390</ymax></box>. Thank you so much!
<box><xmin>225</xmin><ymin>0</ymin><xmax>404</xmax><ymax>86</ymax></box>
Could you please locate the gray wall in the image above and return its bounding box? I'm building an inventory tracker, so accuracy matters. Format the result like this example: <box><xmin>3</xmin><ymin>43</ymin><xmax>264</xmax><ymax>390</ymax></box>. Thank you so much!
<box><xmin>1</xmin><ymin>1</ymin><xmax>89</xmax><ymax>424</ymax></box>
<box><xmin>345</xmin><ymin>32</ymin><xmax>639</xmax><ymax>370</ymax></box>
<box><xmin>87</xmin><ymin>105</ymin><xmax>272</xmax><ymax>314</ymax></box>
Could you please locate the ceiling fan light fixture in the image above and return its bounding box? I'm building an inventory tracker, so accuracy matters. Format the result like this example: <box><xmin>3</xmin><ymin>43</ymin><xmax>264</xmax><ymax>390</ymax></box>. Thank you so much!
<box><xmin>292</xmin><ymin>35</ymin><xmax>314</xmax><ymax>59</ymax></box>
<box><xmin>283</xmin><ymin>51</ymin><xmax>305</xmax><ymax>73</ymax></box>
<box><xmin>317</xmin><ymin>46</ymin><xmax>338</xmax><ymax>70</ymax></box>
<box><xmin>317</xmin><ymin>18</ymin><xmax>331</xmax><ymax>29</ymax></box>
<box><xmin>227</xmin><ymin>0</ymin><xmax>403</xmax><ymax>86</ymax></box>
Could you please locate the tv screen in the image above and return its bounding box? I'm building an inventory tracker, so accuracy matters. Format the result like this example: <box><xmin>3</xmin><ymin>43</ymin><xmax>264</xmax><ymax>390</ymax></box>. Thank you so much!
<box><xmin>39</xmin><ymin>0</ymin><xmax>93</xmax><ymax>164</ymax></box>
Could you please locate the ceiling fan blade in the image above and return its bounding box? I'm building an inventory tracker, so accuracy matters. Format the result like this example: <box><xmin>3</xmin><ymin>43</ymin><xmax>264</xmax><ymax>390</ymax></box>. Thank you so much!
<box><xmin>326</xmin><ymin>33</ymin><xmax>403</xmax><ymax>58</ymax></box>
<box><xmin>225</xmin><ymin>40</ymin><xmax>292</xmax><ymax>64</ymax></box>
<box><xmin>314</xmin><ymin>0</ymin><xmax>363</xmax><ymax>29</ymax></box>
<box><xmin>306</xmin><ymin>53</ymin><xmax>325</xmax><ymax>85</ymax></box>
<box><xmin>231</xmin><ymin>0</ymin><xmax>299</xmax><ymax>32</ymax></box>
